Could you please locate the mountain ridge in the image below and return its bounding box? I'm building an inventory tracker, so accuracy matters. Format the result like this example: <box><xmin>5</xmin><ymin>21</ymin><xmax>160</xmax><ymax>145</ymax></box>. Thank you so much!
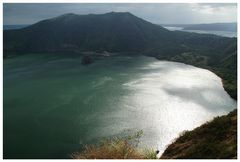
<box><xmin>4</xmin><ymin>12</ymin><xmax>235</xmax><ymax>54</ymax></box>
<box><xmin>4</xmin><ymin>12</ymin><xmax>170</xmax><ymax>53</ymax></box>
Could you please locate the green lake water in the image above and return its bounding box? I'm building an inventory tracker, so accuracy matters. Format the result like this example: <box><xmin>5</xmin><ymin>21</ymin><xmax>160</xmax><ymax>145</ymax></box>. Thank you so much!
<box><xmin>3</xmin><ymin>53</ymin><xmax>236</xmax><ymax>159</ymax></box>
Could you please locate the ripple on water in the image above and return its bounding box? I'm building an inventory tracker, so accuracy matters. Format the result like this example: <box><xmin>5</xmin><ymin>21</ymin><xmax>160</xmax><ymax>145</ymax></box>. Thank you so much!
<box><xmin>105</xmin><ymin>60</ymin><xmax>236</xmax><ymax>155</ymax></box>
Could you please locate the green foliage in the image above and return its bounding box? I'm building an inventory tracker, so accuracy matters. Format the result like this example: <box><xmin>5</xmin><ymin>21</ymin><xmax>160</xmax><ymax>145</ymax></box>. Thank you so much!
<box><xmin>143</xmin><ymin>148</ymin><xmax>158</xmax><ymax>159</ymax></box>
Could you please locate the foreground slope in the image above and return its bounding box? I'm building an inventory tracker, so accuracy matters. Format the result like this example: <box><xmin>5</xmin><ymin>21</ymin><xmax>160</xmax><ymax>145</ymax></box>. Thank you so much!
<box><xmin>161</xmin><ymin>109</ymin><xmax>237</xmax><ymax>159</ymax></box>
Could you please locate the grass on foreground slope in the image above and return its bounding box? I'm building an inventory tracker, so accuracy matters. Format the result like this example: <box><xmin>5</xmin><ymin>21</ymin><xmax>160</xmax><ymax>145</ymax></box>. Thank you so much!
<box><xmin>161</xmin><ymin>109</ymin><xmax>237</xmax><ymax>159</ymax></box>
<box><xmin>71</xmin><ymin>130</ymin><xmax>157</xmax><ymax>159</ymax></box>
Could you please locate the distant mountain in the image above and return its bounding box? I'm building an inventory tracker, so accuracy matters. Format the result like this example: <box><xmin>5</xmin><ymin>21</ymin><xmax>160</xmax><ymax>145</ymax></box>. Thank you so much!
<box><xmin>3</xmin><ymin>25</ymin><xmax>29</xmax><ymax>30</ymax></box>
<box><xmin>4</xmin><ymin>12</ymin><xmax>236</xmax><ymax>55</ymax></box>
<box><xmin>3</xmin><ymin>12</ymin><xmax>237</xmax><ymax>99</ymax></box>
<box><xmin>183</xmin><ymin>23</ymin><xmax>237</xmax><ymax>32</ymax></box>
<box><xmin>4</xmin><ymin>12</ymin><xmax>171</xmax><ymax>53</ymax></box>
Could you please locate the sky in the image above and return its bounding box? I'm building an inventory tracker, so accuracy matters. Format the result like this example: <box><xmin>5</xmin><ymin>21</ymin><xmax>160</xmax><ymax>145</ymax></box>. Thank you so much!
<box><xmin>3</xmin><ymin>3</ymin><xmax>237</xmax><ymax>25</ymax></box>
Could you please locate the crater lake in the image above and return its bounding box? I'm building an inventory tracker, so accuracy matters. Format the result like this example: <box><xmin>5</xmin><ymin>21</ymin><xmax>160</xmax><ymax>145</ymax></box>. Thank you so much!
<box><xmin>3</xmin><ymin>54</ymin><xmax>236</xmax><ymax>158</ymax></box>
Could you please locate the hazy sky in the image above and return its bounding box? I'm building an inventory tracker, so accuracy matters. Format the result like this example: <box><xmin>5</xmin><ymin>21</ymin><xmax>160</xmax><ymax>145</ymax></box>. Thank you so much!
<box><xmin>3</xmin><ymin>3</ymin><xmax>237</xmax><ymax>25</ymax></box>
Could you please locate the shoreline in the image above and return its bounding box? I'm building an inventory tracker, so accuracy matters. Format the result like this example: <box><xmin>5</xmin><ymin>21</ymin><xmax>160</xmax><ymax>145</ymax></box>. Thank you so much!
<box><xmin>153</xmin><ymin>56</ymin><xmax>237</xmax><ymax>101</ymax></box>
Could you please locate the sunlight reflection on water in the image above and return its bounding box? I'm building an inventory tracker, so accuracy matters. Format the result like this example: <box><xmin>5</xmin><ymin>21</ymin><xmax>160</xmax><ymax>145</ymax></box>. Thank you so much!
<box><xmin>112</xmin><ymin>61</ymin><xmax>236</xmax><ymax>155</ymax></box>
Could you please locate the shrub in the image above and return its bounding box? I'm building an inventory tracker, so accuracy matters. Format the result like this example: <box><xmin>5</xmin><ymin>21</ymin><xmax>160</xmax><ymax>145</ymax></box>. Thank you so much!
<box><xmin>71</xmin><ymin>130</ymin><xmax>157</xmax><ymax>159</ymax></box>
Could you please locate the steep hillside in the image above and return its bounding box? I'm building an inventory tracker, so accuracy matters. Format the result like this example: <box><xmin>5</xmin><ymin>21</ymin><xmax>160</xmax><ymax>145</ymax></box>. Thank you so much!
<box><xmin>161</xmin><ymin>109</ymin><xmax>237</xmax><ymax>159</ymax></box>
<box><xmin>3</xmin><ymin>12</ymin><xmax>170</xmax><ymax>53</ymax></box>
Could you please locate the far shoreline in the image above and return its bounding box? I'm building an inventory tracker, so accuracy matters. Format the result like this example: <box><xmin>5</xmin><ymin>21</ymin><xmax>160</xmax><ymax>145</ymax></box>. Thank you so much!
<box><xmin>153</xmin><ymin>56</ymin><xmax>237</xmax><ymax>101</ymax></box>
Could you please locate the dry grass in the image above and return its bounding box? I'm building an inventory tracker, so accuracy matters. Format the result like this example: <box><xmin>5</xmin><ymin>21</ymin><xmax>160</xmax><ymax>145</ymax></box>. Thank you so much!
<box><xmin>71</xmin><ymin>139</ymin><xmax>145</xmax><ymax>159</ymax></box>
<box><xmin>71</xmin><ymin>131</ymin><xmax>157</xmax><ymax>159</ymax></box>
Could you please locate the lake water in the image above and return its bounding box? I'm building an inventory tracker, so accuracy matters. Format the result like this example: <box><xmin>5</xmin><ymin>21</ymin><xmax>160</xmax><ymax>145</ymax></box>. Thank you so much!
<box><xmin>3</xmin><ymin>54</ymin><xmax>236</xmax><ymax>159</ymax></box>
<box><xmin>163</xmin><ymin>26</ymin><xmax>237</xmax><ymax>38</ymax></box>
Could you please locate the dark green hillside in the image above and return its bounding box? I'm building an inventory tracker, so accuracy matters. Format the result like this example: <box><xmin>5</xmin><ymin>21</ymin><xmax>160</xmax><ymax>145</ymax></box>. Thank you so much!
<box><xmin>3</xmin><ymin>12</ymin><xmax>237</xmax><ymax>99</ymax></box>
<box><xmin>3</xmin><ymin>12</ymin><xmax>170</xmax><ymax>53</ymax></box>
<box><xmin>161</xmin><ymin>109</ymin><xmax>237</xmax><ymax>159</ymax></box>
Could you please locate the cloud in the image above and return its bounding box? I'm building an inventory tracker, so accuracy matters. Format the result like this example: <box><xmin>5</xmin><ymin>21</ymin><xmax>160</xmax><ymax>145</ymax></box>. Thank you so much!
<box><xmin>3</xmin><ymin>3</ymin><xmax>237</xmax><ymax>25</ymax></box>
<box><xmin>189</xmin><ymin>3</ymin><xmax>237</xmax><ymax>23</ymax></box>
